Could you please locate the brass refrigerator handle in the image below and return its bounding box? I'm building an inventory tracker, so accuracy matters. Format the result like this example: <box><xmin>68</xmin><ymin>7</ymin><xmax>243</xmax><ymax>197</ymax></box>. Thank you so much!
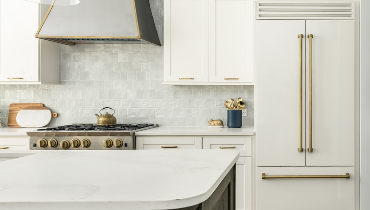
<box><xmin>308</xmin><ymin>34</ymin><xmax>313</xmax><ymax>153</ymax></box>
<box><xmin>262</xmin><ymin>173</ymin><xmax>350</xmax><ymax>179</ymax></box>
<box><xmin>298</xmin><ymin>34</ymin><xmax>303</xmax><ymax>153</ymax></box>
<box><xmin>220</xmin><ymin>146</ymin><xmax>236</xmax><ymax>149</ymax></box>
<box><xmin>161</xmin><ymin>146</ymin><xmax>178</xmax><ymax>148</ymax></box>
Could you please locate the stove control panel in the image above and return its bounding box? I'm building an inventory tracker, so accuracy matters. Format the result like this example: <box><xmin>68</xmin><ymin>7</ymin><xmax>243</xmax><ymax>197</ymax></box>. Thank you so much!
<box><xmin>30</xmin><ymin>136</ymin><xmax>134</xmax><ymax>150</ymax></box>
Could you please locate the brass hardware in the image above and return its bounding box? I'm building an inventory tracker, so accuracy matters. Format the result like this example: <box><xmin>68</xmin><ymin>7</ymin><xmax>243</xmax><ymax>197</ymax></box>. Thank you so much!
<box><xmin>81</xmin><ymin>139</ymin><xmax>91</xmax><ymax>148</ymax></box>
<box><xmin>7</xmin><ymin>78</ymin><xmax>23</xmax><ymax>80</ymax></box>
<box><xmin>224</xmin><ymin>78</ymin><xmax>239</xmax><ymax>80</ymax></box>
<box><xmin>298</xmin><ymin>34</ymin><xmax>303</xmax><ymax>153</ymax></box>
<box><xmin>208</xmin><ymin>119</ymin><xmax>224</xmax><ymax>126</ymax></box>
<box><xmin>37</xmin><ymin>138</ymin><xmax>48</xmax><ymax>148</ymax></box>
<box><xmin>70</xmin><ymin>139</ymin><xmax>81</xmax><ymax>148</ymax></box>
<box><xmin>113</xmin><ymin>138</ymin><xmax>123</xmax><ymax>148</ymax></box>
<box><xmin>0</xmin><ymin>147</ymin><xmax>9</xmax><ymax>149</ymax></box>
<box><xmin>308</xmin><ymin>34</ymin><xmax>313</xmax><ymax>153</ymax></box>
<box><xmin>48</xmin><ymin>139</ymin><xmax>58</xmax><ymax>148</ymax></box>
<box><xmin>35</xmin><ymin>0</ymin><xmax>56</xmax><ymax>37</ymax></box>
<box><xmin>52</xmin><ymin>113</ymin><xmax>58</xmax><ymax>118</ymax></box>
<box><xmin>179</xmin><ymin>78</ymin><xmax>194</xmax><ymax>80</ymax></box>
<box><xmin>262</xmin><ymin>173</ymin><xmax>350</xmax><ymax>179</ymax></box>
<box><xmin>95</xmin><ymin>107</ymin><xmax>116</xmax><ymax>126</ymax></box>
<box><xmin>103</xmin><ymin>139</ymin><xmax>113</xmax><ymax>148</ymax></box>
<box><xmin>60</xmin><ymin>140</ymin><xmax>70</xmax><ymax>150</ymax></box>
<box><xmin>220</xmin><ymin>146</ymin><xmax>236</xmax><ymax>149</ymax></box>
<box><xmin>132</xmin><ymin>0</ymin><xmax>140</xmax><ymax>37</ymax></box>
<box><xmin>161</xmin><ymin>146</ymin><xmax>178</xmax><ymax>148</ymax></box>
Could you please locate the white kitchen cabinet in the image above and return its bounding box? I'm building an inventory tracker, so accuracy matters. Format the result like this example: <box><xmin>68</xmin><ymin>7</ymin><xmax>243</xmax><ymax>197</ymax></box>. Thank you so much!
<box><xmin>256</xmin><ymin>167</ymin><xmax>355</xmax><ymax>210</ymax></box>
<box><xmin>256</xmin><ymin>20</ymin><xmax>355</xmax><ymax>167</ymax></box>
<box><xmin>136</xmin><ymin>136</ymin><xmax>202</xmax><ymax>150</ymax></box>
<box><xmin>164</xmin><ymin>0</ymin><xmax>209</xmax><ymax>83</ymax></box>
<box><xmin>164</xmin><ymin>0</ymin><xmax>254</xmax><ymax>85</ymax></box>
<box><xmin>209</xmin><ymin>0</ymin><xmax>253</xmax><ymax>83</ymax></box>
<box><xmin>0</xmin><ymin>0</ymin><xmax>59</xmax><ymax>84</ymax></box>
<box><xmin>203</xmin><ymin>137</ymin><xmax>252</xmax><ymax>210</ymax></box>
<box><xmin>0</xmin><ymin>136</ymin><xmax>29</xmax><ymax>150</ymax></box>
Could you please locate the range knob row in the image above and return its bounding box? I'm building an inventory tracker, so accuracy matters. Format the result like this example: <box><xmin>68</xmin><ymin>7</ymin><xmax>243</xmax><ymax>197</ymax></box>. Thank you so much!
<box><xmin>37</xmin><ymin>138</ymin><xmax>91</xmax><ymax>149</ymax></box>
<box><xmin>104</xmin><ymin>138</ymin><xmax>123</xmax><ymax>148</ymax></box>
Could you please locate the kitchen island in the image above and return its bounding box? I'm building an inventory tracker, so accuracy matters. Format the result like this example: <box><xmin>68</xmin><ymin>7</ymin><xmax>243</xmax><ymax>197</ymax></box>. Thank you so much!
<box><xmin>0</xmin><ymin>150</ymin><xmax>239</xmax><ymax>210</ymax></box>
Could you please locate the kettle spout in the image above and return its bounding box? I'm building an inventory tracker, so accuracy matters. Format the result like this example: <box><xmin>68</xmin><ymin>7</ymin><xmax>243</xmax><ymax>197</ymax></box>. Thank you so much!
<box><xmin>95</xmin><ymin>114</ymin><xmax>100</xmax><ymax>119</ymax></box>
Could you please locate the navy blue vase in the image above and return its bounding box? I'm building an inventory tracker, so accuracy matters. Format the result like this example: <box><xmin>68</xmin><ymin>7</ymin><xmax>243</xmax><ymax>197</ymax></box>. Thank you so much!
<box><xmin>227</xmin><ymin>110</ymin><xmax>242</xmax><ymax>128</ymax></box>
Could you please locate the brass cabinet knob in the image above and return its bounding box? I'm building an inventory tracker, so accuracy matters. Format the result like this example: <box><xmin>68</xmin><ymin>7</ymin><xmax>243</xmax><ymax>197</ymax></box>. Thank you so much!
<box><xmin>48</xmin><ymin>139</ymin><xmax>58</xmax><ymax>148</ymax></box>
<box><xmin>81</xmin><ymin>139</ymin><xmax>91</xmax><ymax>148</ymax></box>
<box><xmin>70</xmin><ymin>139</ymin><xmax>81</xmax><ymax>148</ymax></box>
<box><xmin>60</xmin><ymin>140</ymin><xmax>70</xmax><ymax>150</ymax></box>
<box><xmin>113</xmin><ymin>138</ymin><xmax>123</xmax><ymax>148</ymax></box>
<box><xmin>103</xmin><ymin>139</ymin><xmax>113</xmax><ymax>148</ymax></box>
<box><xmin>37</xmin><ymin>139</ymin><xmax>48</xmax><ymax>148</ymax></box>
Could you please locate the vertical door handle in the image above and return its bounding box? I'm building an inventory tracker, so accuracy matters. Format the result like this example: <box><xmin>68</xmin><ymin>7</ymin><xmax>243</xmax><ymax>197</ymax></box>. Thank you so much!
<box><xmin>298</xmin><ymin>34</ymin><xmax>303</xmax><ymax>152</ymax></box>
<box><xmin>308</xmin><ymin>34</ymin><xmax>314</xmax><ymax>153</ymax></box>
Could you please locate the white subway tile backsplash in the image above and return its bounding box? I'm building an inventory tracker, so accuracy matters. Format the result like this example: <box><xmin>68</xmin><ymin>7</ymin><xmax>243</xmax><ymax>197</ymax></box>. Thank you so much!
<box><xmin>0</xmin><ymin>0</ymin><xmax>253</xmax><ymax>127</ymax></box>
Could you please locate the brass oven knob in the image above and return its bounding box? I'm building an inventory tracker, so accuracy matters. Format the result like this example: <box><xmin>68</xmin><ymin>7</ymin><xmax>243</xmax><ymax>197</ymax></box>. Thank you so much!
<box><xmin>103</xmin><ymin>139</ymin><xmax>113</xmax><ymax>148</ymax></box>
<box><xmin>60</xmin><ymin>140</ymin><xmax>70</xmax><ymax>150</ymax></box>
<box><xmin>70</xmin><ymin>139</ymin><xmax>81</xmax><ymax>148</ymax></box>
<box><xmin>37</xmin><ymin>139</ymin><xmax>48</xmax><ymax>148</ymax></box>
<box><xmin>48</xmin><ymin>139</ymin><xmax>58</xmax><ymax>148</ymax></box>
<box><xmin>81</xmin><ymin>139</ymin><xmax>91</xmax><ymax>148</ymax></box>
<box><xmin>113</xmin><ymin>138</ymin><xmax>123</xmax><ymax>148</ymax></box>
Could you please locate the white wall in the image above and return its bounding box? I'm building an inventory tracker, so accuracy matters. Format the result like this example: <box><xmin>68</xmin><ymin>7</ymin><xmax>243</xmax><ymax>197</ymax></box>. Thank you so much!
<box><xmin>360</xmin><ymin>0</ymin><xmax>370</xmax><ymax>209</ymax></box>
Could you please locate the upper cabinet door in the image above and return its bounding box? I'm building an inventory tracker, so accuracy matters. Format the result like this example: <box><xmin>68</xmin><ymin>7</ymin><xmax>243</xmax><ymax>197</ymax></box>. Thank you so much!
<box><xmin>306</xmin><ymin>20</ymin><xmax>355</xmax><ymax>166</ymax></box>
<box><xmin>255</xmin><ymin>20</ymin><xmax>306</xmax><ymax>166</ymax></box>
<box><xmin>164</xmin><ymin>0</ymin><xmax>208</xmax><ymax>83</ymax></box>
<box><xmin>0</xmin><ymin>0</ymin><xmax>39</xmax><ymax>82</ymax></box>
<box><xmin>209</xmin><ymin>0</ymin><xmax>253</xmax><ymax>83</ymax></box>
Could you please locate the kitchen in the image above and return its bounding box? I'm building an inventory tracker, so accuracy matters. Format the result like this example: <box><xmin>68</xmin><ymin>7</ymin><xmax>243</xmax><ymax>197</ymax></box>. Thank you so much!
<box><xmin>0</xmin><ymin>0</ymin><xmax>367</xmax><ymax>210</ymax></box>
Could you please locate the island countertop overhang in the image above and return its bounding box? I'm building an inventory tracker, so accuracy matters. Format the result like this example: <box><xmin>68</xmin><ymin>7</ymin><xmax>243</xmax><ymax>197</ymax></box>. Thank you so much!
<box><xmin>0</xmin><ymin>150</ymin><xmax>239</xmax><ymax>210</ymax></box>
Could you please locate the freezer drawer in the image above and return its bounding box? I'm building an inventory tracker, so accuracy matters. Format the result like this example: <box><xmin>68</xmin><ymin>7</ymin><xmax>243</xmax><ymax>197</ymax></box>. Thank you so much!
<box><xmin>256</xmin><ymin>167</ymin><xmax>355</xmax><ymax>210</ymax></box>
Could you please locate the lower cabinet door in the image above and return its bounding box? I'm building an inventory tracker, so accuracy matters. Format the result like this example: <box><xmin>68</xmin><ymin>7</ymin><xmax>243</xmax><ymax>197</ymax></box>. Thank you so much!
<box><xmin>256</xmin><ymin>167</ymin><xmax>355</xmax><ymax>210</ymax></box>
<box><xmin>0</xmin><ymin>137</ymin><xmax>29</xmax><ymax>150</ymax></box>
<box><xmin>135</xmin><ymin>136</ymin><xmax>202</xmax><ymax>150</ymax></box>
<box><xmin>236</xmin><ymin>157</ymin><xmax>252</xmax><ymax>210</ymax></box>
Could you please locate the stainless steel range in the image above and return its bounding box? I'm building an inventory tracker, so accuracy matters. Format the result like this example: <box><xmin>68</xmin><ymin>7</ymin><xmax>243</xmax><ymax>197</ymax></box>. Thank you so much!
<box><xmin>27</xmin><ymin>124</ymin><xmax>158</xmax><ymax>150</ymax></box>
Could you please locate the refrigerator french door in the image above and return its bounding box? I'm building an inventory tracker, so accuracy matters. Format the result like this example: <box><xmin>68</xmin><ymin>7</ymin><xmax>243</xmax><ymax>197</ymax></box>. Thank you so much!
<box><xmin>255</xmin><ymin>20</ymin><xmax>355</xmax><ymax>167</ymax></box>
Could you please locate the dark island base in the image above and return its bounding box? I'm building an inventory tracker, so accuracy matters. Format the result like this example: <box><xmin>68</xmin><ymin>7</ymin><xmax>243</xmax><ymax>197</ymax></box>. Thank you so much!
<box><xmin>172</xmin><ymin>164</ymin><xmax>236</xmax><ymax>210</ymax></box>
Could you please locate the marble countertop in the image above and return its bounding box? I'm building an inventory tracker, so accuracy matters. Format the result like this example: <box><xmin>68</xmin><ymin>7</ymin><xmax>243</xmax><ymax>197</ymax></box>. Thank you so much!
<box><xmin>0</xmin><ymin>127</ymin><xmax>37</xmax><ymax>136</ymax></box>
<box><xmin>0</xmin><ymin>150</ymin><xmax>239</xmax><ymax>210</ymax></box>
<box><xmin>136</xmin><ymin>126</ymin><xmax>255</xmax><ymax>136</ymax></box>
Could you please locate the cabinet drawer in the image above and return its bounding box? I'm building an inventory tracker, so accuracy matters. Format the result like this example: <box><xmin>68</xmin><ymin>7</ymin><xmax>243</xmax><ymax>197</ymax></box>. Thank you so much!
<box><xmin>203</xmin><ymin>137</ymin><xmax>251</xmax><ymax>156</ymax></box>
<box><xmin>0</xmin><ymin>136</ymin><xmax>29</xmax><ymax>150</ymax></box>
<box><xmin>256</xmin><ymin>167</ymin><xmax>355</xmax><ymax>210</ymax></box>
<box><xmin>136</xmin><ymin>136</ymin><xmax>202</xmax><ymax>150</ymax></box>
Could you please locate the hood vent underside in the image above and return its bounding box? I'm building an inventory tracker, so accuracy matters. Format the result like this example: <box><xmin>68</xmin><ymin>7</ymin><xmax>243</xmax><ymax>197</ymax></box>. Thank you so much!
<box><xmin>36</xmin><ymin>0</ymin><xmax>161</xmax><ymax>46</ymax></box>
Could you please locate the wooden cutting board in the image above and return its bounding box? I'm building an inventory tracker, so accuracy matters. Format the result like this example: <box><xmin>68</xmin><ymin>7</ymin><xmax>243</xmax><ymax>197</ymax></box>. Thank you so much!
<box><xmin>7</xmin><ymin>103</ymin><xmax>44</xmax><ymax>127</ymax></box>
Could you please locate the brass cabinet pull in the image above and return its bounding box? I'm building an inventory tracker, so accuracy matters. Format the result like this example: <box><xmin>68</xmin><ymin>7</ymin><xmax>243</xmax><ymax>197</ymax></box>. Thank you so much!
<box><xmin>179</xmin><ymin>78</ymin><xmax>194</xmax><ymax>80</ymax></box>
<box><xmin>0</xmin><ymin>147</ymin><xmax>9</xmax><ymax>149</ymax></box>
<box><xmin>7</xmin><ymin>78</ymin><xmax>23</xmax><ymax>80</ymax></box>
<box><xmin>161</xmin><ymin>146</ymin><xmax>178</xmax><ymax>148</ymax></box>
<box><xmin>224</xmin><ymin>78</ymin><xmax>239</xmax><ymax>80</ymax></box>
<box><xmin>308</xmin><ymin>34</ymin><xmax>313</xmax><ymax>153</ymax></box>
<box><xmin>262</xmin><ymin>173</ymin><xmax>350</xmax><ymax>179</ymax></box>
<box><xmin>220</xmin><ymin>146</ymin><xmax>236</xmax><ymax>149</ymax></box>
<box><xmin>298</xmin><ymin>34</ymin><xmax>303</xmax><ymax>152</ymax></box>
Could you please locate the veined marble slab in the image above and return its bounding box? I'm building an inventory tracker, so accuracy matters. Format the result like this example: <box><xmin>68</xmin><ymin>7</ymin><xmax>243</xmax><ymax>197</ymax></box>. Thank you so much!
<box><xmin>135</xmin><ymin>126</ymin><xmax>255</xmax><ymax>136</ymax></box>
<box><xmin>0</xmin><ymin>150</ymin><xmax>239</xmax><ymax>210</ymax></box>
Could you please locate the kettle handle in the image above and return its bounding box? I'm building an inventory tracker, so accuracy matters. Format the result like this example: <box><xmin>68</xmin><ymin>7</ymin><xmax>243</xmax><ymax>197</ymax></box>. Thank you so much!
<box><xmin>99</xmin><ymin>107</ymin><xmax>115</xmax><ymax>115</ymax></box>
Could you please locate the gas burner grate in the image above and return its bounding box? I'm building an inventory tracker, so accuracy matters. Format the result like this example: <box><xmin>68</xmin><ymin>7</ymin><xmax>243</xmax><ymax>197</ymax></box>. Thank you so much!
<box><xmin>37</xmin><ymin>124</ymin><xmax>155</xmax><ymax>131</ymax></box>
